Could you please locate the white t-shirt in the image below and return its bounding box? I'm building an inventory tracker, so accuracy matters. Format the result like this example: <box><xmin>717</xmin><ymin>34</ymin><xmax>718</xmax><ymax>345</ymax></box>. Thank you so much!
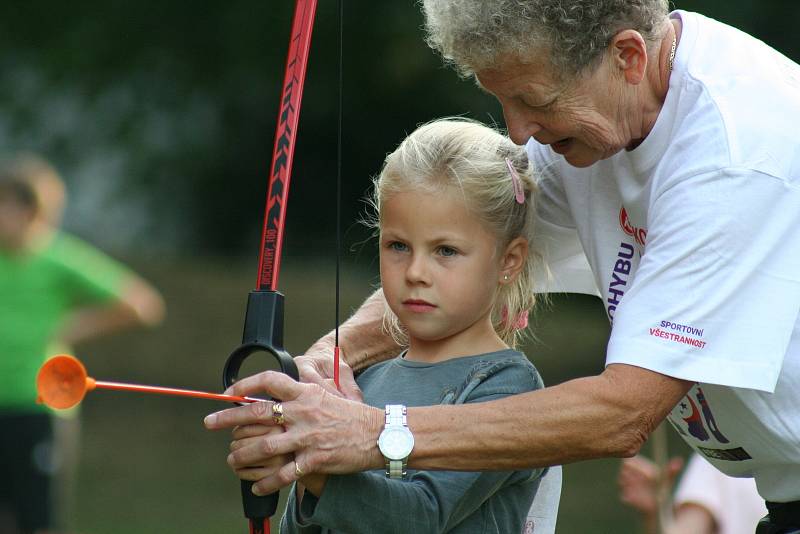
<box><xmin>529</xmin><ymin>10</ymin><xmax>800</xmax><ymax>502</ymax></box>
<box><xmin>674</xmin><ymin>454</ymin><xmax>766</xmax><ymax>534</ymax></box>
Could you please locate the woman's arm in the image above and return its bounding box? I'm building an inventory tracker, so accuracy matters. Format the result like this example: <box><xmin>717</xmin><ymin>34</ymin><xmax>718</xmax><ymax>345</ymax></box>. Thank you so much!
<box><xmin>206</xmin><ymin>363</ymin><xmax>691</xmax><ymax>496</ymax></box>
<box><xmin>294</xmin><ymin>288</ymin><xmax>402</xmax><ymax>400</ymax></box>
<box><xmin>408</xmin><ymin>364</ymin><xmax>691</xmax><ymax>471</ymax></box>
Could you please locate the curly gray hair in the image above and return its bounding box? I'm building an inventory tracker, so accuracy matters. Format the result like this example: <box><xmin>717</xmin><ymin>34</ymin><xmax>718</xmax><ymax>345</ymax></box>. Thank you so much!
<box><xmin>422</xmin><ymin>0</ymin><xmax>669</xmax><ymax>79</ymax></box>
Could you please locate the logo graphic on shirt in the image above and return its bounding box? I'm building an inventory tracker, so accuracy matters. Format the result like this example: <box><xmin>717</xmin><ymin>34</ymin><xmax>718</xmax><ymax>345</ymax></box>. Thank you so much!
<box><xmin>695</xmin><ymin>387</ymin><xmax>729</xmax><ymax>443</ymax></box>
<box><xmin>605</xmin><ymin>207</ymin><xmax>645</xmax><ymax>322</ymax></box>
<box><xmin>649</xmin><ymin>320</ymin><xmax>707</xmax><ymax>349</ymax></box>
<box><xmin>668</xmin><ymin>386</ymin><xmax>749</xmax><ymax>461</ymax></box>
<box><xmin>605</xmin><ymin>242</ymin><xmax>634</xmax><ymax>323</ymax></box>
<box><xmin>619</xmin><ymin>207</ymin><xmax>647</xmax><ymax>247</ymax></box>
<box><xmin>678</xmin><ymin>396</ymin><xmax>709</xmax><ymax>441</ymax></box>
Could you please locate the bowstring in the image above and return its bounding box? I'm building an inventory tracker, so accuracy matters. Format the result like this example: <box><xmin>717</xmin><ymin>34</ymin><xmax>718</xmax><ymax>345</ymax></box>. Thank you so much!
<box><xmin>333</xmin><ymin>0</ymin><xmax>343</xmax><ymax>389</ymax></box>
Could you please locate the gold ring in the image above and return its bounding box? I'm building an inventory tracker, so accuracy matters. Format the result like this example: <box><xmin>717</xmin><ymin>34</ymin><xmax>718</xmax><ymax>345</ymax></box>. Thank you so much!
<box><xmin>271</xmin><ymin>402</ymin><xmax>285</xmax><ymax>425</ymax></box>
<box><xmin>295</xmin><ymin>461</ymin><xmax>305</xmax><ymax>478</ymax></box>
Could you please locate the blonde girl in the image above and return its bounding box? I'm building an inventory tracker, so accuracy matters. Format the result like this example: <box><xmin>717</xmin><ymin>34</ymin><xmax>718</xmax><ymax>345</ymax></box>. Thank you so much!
<box><xmin>278</xmin><ymin>118</ymin><xmax>558</xmax><ymax>533</ymax></box>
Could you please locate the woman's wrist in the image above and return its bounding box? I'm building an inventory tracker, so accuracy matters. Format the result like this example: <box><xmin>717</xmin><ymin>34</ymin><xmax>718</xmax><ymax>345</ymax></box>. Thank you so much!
<box><xmin>361</xmin><ymin>404</ymin><xmax>387</xmax><ymax>471</ymax></box>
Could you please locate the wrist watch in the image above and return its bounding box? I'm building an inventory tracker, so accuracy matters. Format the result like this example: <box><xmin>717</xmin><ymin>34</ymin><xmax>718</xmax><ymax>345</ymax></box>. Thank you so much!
<box><xmin>377</xmin><ymin>404</ymin><xmax>415</xmax><ymax>478</ymax></box>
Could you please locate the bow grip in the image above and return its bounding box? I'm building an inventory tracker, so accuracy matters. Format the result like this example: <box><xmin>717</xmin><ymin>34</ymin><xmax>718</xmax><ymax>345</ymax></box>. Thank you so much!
<box><xmin>224</xmin><ymin>290</ymin><xmax>298</xmax><ymax>388</ymax></box>
<box><xmin>223</xmin><ymin>290</ymin><xmax>298</xmax><ymax>530</ymax></box>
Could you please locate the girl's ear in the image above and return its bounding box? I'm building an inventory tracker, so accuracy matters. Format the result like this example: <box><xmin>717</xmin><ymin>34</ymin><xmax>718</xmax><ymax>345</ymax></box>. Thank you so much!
<box><xmin>499</xmin><ymin>237</ymin><xmax>528</xmax><ymax>284</ymax></box>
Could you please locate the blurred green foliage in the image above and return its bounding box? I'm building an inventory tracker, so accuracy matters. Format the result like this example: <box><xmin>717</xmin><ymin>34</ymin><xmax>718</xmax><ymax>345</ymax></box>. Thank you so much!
<box><xmin>1</xmin><ymin>0</ymin><xmax>796</xmax><ymax>255</ymax></box>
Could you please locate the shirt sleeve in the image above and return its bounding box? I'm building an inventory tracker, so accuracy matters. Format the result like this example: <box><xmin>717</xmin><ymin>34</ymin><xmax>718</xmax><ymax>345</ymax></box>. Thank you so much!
<box><xmin>289</xmin><ymin>362</ymin><xmax>545</xmax><ymax>534</ymax></box>
<box><xmin>52</xmin><ymin>233</ymin><xmax>132</xmax><ymax>306</ymax></box>
<box><xmin>606</xmin><ymin>169</ymin><xmax>800</xmax><ymax>392</ymax></box>
<box><xmin>280</xmin><ymin>485</ymin><xmax>323</xmax><ymax>534</ymax></box>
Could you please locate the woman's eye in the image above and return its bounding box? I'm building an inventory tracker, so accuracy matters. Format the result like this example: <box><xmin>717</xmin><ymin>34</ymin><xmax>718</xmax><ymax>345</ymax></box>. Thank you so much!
<box><xmin>388</xmin><ymin>241</ymin><xmax>408</xmax><ymax>252</ymax></box>
<box><xmin>521</xmin><ymin>97</ymin><xmax>554</xmax><ymax>112</ymax></box>
<box><xmin>438</xmin><ymin>246</ymin><xmax>458</xmax><ymax>257</ymax></box>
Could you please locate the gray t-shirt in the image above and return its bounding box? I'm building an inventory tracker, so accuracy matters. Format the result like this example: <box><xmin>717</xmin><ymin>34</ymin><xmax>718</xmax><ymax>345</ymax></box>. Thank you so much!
<box><xmin>280</xmin><ymin>349</ymin><xmax>548</xmax><ymax>534</ymax></box>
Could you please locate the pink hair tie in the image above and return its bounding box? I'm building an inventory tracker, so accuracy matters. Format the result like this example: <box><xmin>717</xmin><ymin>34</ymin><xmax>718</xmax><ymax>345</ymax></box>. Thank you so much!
<box><xmin>501</xmin><ymin>306</ymin><xmax>530</xmax><ymax>330</ymax></box>
<box><xmin>505</xmin><ymin>158</ymin><xmax>525</xmax><ymax>204</ymax></box>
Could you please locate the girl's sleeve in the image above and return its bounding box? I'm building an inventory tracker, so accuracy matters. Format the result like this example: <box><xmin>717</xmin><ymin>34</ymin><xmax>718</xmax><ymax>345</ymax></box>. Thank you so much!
<box><xmin>292</xmin><ymin>360</ymin><xmax>544</xmax><ymax>534</ymax></box>
<box><xmin>280</xmin><ymin>484</ymin><xmax>323</xmax><ymax>534</ymax></box>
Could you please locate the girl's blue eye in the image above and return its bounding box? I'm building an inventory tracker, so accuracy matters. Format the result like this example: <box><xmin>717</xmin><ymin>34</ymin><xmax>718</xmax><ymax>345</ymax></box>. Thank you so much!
<box><xmin>388</xmin><ymin>241</ymin><xmax>408</xmax><ymax>252</ymax></box>
<box><xmin>438</xmin><ymin>246</ymin><xmax>457</xmax><ymax>257</ymax></box>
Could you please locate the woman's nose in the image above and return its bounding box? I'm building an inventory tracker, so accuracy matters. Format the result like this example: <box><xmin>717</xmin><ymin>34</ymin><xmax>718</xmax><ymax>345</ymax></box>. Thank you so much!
<box><xmin>503</xmin><ymin>106</ymin><xmax>543</xmax><ymax>146</ymax></box>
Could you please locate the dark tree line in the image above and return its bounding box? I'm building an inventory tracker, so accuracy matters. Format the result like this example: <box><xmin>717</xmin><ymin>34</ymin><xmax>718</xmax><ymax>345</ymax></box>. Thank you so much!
<box><xmin>0</xmin><ymin>1</ymin><xmax>795</xmax><ymax>255</ymax></box>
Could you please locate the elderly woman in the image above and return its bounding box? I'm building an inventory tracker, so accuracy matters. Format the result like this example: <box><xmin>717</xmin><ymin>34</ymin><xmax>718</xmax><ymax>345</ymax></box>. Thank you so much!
<box><xmin>206</xmin><ymin>1</ymin><xmax>800</xmax><ymax>531</ymax></box>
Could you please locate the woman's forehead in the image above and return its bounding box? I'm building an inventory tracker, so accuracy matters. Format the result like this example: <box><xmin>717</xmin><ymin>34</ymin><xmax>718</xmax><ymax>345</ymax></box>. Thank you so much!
<box><xmin>476</xmin><ymin>60</ymin><xmax>565</xmax><ymax>101</ymax></box>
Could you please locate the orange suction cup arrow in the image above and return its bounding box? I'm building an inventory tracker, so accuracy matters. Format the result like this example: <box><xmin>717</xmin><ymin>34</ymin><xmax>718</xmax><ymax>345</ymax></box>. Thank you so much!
<box><xmin>36</xmin><ymin>354</ymin><xmax>263</xmax><ymax>410</ymax></box>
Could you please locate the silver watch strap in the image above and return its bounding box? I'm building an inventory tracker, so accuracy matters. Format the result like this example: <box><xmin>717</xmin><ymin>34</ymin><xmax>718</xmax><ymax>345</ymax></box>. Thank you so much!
<box><xmin>385</xmin><ymin>405</ymin><xmax>408</xmax><ymax>478</ymax></box>
<box><xmin>385</xmin><ymin>404</ymin><xmax>407</xmax><ymax>425</ymax></box>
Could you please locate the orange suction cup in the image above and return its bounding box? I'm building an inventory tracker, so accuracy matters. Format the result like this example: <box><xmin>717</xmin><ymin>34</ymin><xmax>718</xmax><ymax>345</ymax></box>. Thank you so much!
<box><xmin>36</xmin><ymin>354</ymin><xmax>263</xmax><ymax>409</ymax></box>
<box><xmin>37</xmin><ymin>354</ymin><xmax>95</xmax><ymax>409</ymax></box>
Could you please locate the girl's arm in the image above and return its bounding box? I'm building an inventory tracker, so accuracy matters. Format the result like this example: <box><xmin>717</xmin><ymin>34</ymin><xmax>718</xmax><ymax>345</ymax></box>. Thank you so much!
<box><xmin>292</xmin><ymin>468</ymin><xmax>534</xmax><ymax>534</ymax></box>
<box><xmin>281</xmin><ymin>484</ymin><xmax>323</xmax><ymax>534</ymax></box>
<box><xmin>282</xmin><ymin>363</ymin><xmax>543</xmax><ymax>534</ymax></box>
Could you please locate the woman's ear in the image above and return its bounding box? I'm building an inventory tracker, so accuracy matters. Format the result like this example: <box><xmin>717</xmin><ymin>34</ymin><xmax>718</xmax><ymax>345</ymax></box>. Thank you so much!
<box><xmin>610</xmin><ymin>29</ymin><xmax>648</xmax><ymax>85</ymax></box>
<box><xmin>499</xmin><ymin>237</ymin><xmax>528</xmax><ymax>284</ymax></box>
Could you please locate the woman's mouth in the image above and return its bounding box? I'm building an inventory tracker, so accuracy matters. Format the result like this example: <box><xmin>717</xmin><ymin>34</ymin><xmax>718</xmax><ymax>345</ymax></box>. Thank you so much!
<box><xmin>550</xmin><ymin>138</ymin><xmax>573</xmax><ymax>154</ymax></box>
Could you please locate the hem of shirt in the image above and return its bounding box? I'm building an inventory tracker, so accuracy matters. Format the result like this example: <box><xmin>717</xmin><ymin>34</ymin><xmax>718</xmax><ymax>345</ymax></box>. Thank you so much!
<box><xmin>606</xmin><ymin>338</ymin><xmax>781</xmax><ymax>393</ymax></box>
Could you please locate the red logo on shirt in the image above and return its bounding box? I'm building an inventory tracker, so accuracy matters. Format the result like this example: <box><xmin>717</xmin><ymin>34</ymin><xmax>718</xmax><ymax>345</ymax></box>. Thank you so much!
<box><xmin>619</xmin><ymin>207</ymin><xmax>647</xmax><ymax>247</ymax></box>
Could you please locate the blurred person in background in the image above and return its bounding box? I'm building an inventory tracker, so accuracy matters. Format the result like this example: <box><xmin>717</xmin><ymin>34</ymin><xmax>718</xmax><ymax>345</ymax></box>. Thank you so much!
<box><xmin>619</xmin><ymin>453</ymin><xmax>766</xmax><ymax>534</ymax></box>
<box><xmin>0</xmin><ymin>154</ymin><xmax>165</xmax><ymax>534</ymax></box>
<box><xmin>205</xmin><ymin>1</ymin><xmax>800</xmax><ymax>531</ymax></box>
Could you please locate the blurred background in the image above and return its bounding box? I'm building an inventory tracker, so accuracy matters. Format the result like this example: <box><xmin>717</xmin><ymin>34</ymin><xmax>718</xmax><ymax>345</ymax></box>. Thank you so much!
<box><xmin>0</xmin><ymin>0</ymin><xmax>796</xmax><ymax>532</ymax></box>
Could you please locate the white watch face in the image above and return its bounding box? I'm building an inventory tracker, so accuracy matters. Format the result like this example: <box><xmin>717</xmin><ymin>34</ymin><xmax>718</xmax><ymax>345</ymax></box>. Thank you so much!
<box><xmin>378</xmin><ymin>427</ymin><xmax>414</xmax><ymax>460</ymax></box>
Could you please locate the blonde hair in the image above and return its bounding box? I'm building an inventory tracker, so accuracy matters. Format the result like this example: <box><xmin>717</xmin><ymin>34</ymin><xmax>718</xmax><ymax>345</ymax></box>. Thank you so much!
<box><xmin>368</xmin><ymin>118</ymin><xmax>542</xmax><ymax>348</ymax></box>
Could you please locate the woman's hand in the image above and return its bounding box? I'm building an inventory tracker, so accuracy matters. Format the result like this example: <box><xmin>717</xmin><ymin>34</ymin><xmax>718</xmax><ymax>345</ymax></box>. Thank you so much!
<box><xmin>205</xmin><ymin>371</ymin><xmax>383</xmax><ymax>496</ymax></box>
<box><xmin>229</xmin><ymin>424</ymin><xmax>291</xmax><ymax>484</ymax></box>
<box><xmin>294</xmin><ymin>343</ymin><xmax>362</xmax><ymax>401</ymax></box>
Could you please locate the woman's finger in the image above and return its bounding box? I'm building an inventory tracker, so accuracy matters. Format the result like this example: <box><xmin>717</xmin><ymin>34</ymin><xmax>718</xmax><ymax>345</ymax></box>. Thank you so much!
<box><xmin>205</xmin><ymin>398</ymin><xmax>279</xmax><ymax>430</ymax></box>
<box><xmin>232</xmin><ymin>423</ymin><xmax>282</xmax><ymax>440</ymax></box>
<box><xmin>235</xmin><ymin>465</ymin><xmax>283</xmax><ymax>482</ymax></box>
<box><xmin>295</xmin><ymin>350</ymin><xmax>364</xmax><ymax>401</ymax></box>
<box><xmin>224</xmin><ymin>370</ymin><xmax>307</xmax><ymax>399</ymax></box>
<box><xmin>252</xmin><ymin>460</ymin><xmax>301</xmax><ymax>497</ymax></box>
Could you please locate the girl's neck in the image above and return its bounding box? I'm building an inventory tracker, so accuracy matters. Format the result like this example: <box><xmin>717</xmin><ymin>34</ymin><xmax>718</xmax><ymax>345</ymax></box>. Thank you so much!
<box><xmin>404</xmin><ymin>323</ymin><xmax>509</xmax><ymax>364</ymax></box>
